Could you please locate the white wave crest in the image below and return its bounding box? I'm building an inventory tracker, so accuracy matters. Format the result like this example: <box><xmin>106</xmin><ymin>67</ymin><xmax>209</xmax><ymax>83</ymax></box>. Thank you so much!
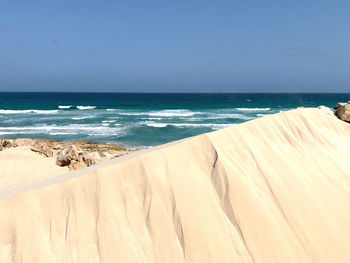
<box><xmin>149</xmin><ymin>109</ymin><xmax>194</xmax><ymax>117</ymax></box>
<box><xmin>0</xmin><ymin>124</ymin><xmax>125</xmax><ymax>137</ymax></box>
<box><xmin>77</xmin><ymin>106</ymin><xmax>96</xmax><ymax>110</ymax></box>
<box><xmin>208</xmin><ymin>113</ymin><xmax>254</xmax><ymax>120</ymax></box>
<box><xmin>71</xmin><ymin>117</ymin><xmax>88</xmax><ymax>120</ymax></box>
<box><xmin>120</xmin><ymin>109</ymin><xmax>194</xmax><ymax>117</ymax></box>
<box><xmin>58</xmin><ymin>105</ymin><xmax>72</xmax><ymax>109</ymax></box>
<box><xmin>140</xmin><ymin>117</ymin><xmax>163</xmax><ymax>120</ymax></box>
<box><xmin>170</xmin><ymin>123</ymin><xmax>231</xmax><ymax>129</ymax></box>
<box><xmin>236</xmin><ymin>108</ymin><xmax>270</xmax><ymax>112</ymax></box>
<box><xmin>0</xmin><ymin>124</ymin><xmax>112</xmax><ymax>131</ymax></box>
<box><xmin>0</xmin><ymin>126</ymin><xmax>75</xmax><ymax>131</ymax></box>
<box><xmin>119</xmin><ymin>112</ymin><xmax>143</xmax><ymax>116</ymax></box>
<box><xmin>102</xmin><ymin>120</ymin><xmax>116</xmax><ymax>123</ymax></box>
<box><xmin>145</xmin><ymin>122</ymin><xmax>168</xmax><ymax>128</ymax></box>
<box><xmin>139</xmin><ymin>121</ymin><xmax>231</xmax><ymax>130</ymax></box>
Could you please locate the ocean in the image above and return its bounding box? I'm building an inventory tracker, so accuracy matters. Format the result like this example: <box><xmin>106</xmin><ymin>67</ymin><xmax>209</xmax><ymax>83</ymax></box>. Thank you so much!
<box><xmin>0</xmin><ymin>92</ymin><xmax>348</xmax><ymax>148</ymax></box>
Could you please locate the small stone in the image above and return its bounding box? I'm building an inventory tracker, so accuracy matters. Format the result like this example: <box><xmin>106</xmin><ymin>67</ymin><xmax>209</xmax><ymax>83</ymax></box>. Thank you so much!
<box><xmin>317</xmin><ymin>106</ymin><xmax>334</xmax><ymax>116</ymax></box>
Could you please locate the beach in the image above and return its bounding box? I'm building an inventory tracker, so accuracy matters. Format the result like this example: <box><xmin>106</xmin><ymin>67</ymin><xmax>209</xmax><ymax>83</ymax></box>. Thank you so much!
<box><xmin>1</xmin><ymin>106</ymin><xmax>350</xmax><ymax>262</ymax></box>
<box><xmin>0</xmin><ymin>137</ymin><xmax>133</xmax><ymax>181</ymax></box>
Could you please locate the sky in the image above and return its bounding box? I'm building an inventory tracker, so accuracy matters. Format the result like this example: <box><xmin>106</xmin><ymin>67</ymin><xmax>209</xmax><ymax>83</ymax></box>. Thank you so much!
<box><xmin>0</xmin><ymin>0</ymin><xmax>349</xmax><ymax>92</ymax></box>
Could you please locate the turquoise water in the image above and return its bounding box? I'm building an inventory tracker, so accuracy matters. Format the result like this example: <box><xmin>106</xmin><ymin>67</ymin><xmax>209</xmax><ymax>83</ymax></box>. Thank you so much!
<box><xmin>0</xmin><ymin>93</ymin><xmax>348</xmax><ymax>148</ymax></box>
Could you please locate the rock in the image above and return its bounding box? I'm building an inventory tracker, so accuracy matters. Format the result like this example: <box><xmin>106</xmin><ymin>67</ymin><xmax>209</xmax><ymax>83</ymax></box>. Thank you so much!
<box><xmin>334</xmin><ymin>102</ymin><xmax>350</xmax><ymax>121</ymax></box>
<box><xmin>81</xmin><ymin>155</ymin><xmax>96</xmax><ymax>166</ymax></box>
<box><xmin>56</xmin><ymin>145</ymin><xmax>80</xmax><ymax>166</ymax></box>
<box><xmin>334</xmin><ymin>102</ymin><xmax>346</xmax><ymax>111</ymax></box>
<box><xmin>31</xmin><ymin>143</ymin><xmax>53</xmax><ymax>157</ymax></box>
<box><xmin>317</xmin><ymin>106</ymin><xmax>334</xmax><ymax>116</ymax></box>
<box><xmin>56</xmin><ymin>145</ymin><xmax>96</xmax><ymax>167</ymax></box>
<box><xmin>68</xmin><ymin>160</ymin><xmax>87</xmax><ymax>170</ymax></box>
<box><xmin>1</xmin><ymin>140</ymin><xmax>13</xmax><ymax>148</ymax></box>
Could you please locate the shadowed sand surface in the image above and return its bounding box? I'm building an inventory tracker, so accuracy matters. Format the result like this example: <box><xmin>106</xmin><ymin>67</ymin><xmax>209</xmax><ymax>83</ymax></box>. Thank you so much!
<box><xmin>0</xmin><ymin>146</ymin><xmax>68</xmax><ymax>194</ymax></box>
<box><xmin>1</xmin><ymin>108</ymin><xmax>350</xmax><ymax>262</ymax></box>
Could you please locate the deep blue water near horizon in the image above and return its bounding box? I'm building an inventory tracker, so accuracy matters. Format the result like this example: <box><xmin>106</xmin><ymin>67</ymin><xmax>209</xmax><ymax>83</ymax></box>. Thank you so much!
<box><xmin>0</xmin><ymin>92</ymin><xmax>349</xmax><ymax>148</ymax></box>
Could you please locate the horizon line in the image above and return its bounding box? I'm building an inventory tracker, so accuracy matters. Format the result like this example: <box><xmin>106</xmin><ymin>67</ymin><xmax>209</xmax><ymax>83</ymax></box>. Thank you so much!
<box><xmin>1</xmin><ymin>91</ymin><xmax>350</xmax><ymax>94</ymax></box>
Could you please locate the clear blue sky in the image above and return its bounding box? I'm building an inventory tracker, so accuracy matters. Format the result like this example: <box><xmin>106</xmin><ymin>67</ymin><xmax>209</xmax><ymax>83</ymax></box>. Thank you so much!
<box><xmin>0</xmin><ymin>0</ymin><xmax>349</xmax><ymax>92</ymax></box>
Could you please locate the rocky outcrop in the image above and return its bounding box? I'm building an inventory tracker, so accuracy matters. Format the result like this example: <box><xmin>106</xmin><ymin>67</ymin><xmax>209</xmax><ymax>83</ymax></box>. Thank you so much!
<box><xmin>334</xmin><ymin>102</ymin><xmax>346</xmax><ymax>110</ymax></box>
<box><xmin>31</xmin><ymin>143</ymin><xmax>53</xmax><ymax>157</ymax></box>
<box><xmin>0</xmin><ymin>137</ymin><xmax>133</xmax><ymax>170</ymax></box>
<box><xmin>80</xmin><ymin>155</ymin><xmax>96</xmax><ymax>167</ymax></box>
<box><xmin>334</xmin><ymin>101</ymin><xmax>350</xmax><ymax>121</ymax></box>
<box><xmin>56</xmin><ymin>146</ymin><xmax>81</xmax><ymax>166</ymax></box>
<box><xmin>56</xmin><ymin>145</ymin><xmax>97</xmax><ymax>170</ymax></box>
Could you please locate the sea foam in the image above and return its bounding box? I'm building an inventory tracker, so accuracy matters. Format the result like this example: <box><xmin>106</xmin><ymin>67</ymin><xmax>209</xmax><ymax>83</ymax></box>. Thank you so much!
<box><xmin>77</xmin><ymin>106</ymin><xmax>96</xmax><ymax>110</ymax></box>
<box><xmin>58</xmin><ymin>105</ymin><xmax>72</xmax><ymax>109</ymax></box>
<box><xmin>148</xmin><ymin>109</ymin><xmax>194</xmax><ymax>117</ymax></box>
<box><xmin>140</xmin><ymin>121</ymin><xmax>231</xmax><ymax>130</ymax></box>
<box><xmin>0</xmin><ymin>124</ymin><xmax>114</xmax><ymax>131</ymax></box>
<box><xmin>207</xmin><ymin>113</ymin><xmax>254</xmax><ymax>120</ymax></box>
<box><xmin>120</xmin><ymin>109</ymin><xmax>195</xmax><ymax>117</ymax></box>
<box><xmin>236</xmin><ymin>108</ymin><xmax>270</xmax><ymax>112</ymax></box>
<box><xmin>145</xmin><ymin>122</ymin><xmax>168</xmax><ymax>128</ymax></box>
<box><xmin>102</xmin><ymin>120</ymin><xmax>116</xmax><ymax>123</ymax></box>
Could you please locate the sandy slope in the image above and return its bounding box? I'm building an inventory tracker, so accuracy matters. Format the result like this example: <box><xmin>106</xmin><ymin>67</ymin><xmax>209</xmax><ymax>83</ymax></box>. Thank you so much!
<box><xmin>1</xmin><ymin>108</ymin><xmax>350</xmax><ymax>262</ymax></box>
<box><xmin>0</xmin><ymin>146</ymin><xmax>68</xmax><ymax>195</ymax></box>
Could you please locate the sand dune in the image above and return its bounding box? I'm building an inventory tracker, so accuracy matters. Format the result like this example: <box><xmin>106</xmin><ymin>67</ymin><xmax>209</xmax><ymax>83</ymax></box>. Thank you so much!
<box><xmin>1</xmin><ymin>108</ymin><xmax>350</xmax><ymax>262</ymax></box>
<box><xmin>0</xmin><ymin>146</ymin><xmax>68</xmax><ymax>196</ymax></box>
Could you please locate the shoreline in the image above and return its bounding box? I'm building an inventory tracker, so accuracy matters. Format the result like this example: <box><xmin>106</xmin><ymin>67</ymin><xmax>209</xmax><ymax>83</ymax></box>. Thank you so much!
<box><xmin>0</xmin><ymin>137</ymin><xmax>139</xmax><ymax>171</ymax></box>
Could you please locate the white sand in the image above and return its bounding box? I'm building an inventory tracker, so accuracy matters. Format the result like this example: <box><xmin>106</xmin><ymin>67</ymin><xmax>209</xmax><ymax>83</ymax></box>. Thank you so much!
<box><xmin>0</xmin><ymin>146</ymin><xmax>68</xmax><ymax>196</ymax></box>
<box><xmin>1</xmin><ymin>108</ymin><xmax>350</xmax><ymax>262</ymax></box>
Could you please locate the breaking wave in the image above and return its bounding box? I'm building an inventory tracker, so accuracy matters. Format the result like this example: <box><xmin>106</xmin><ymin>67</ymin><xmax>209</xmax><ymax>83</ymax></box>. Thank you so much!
<box><xmin>58</xmin><ymin>105</ymin><xmax>72</xmax><ymax>109</ymax></box>
<box><xmin>140</xmin><ymin>121</ymin><xmax>231</xmax><ymax>130</ymax></box>
<box><xmin>77</xmin><ymin>106</ymin><xmax>96</xmax><ymax>110</ymax></box>
<box><xmin>120</xmin><ymin>109</ymin><xmax>195</xmax><ymax>117</ymax></box>
<box><xmin>236</xmin><ymin>108</ymin><xmax>270</xmax><ymax>112</ymax></box>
